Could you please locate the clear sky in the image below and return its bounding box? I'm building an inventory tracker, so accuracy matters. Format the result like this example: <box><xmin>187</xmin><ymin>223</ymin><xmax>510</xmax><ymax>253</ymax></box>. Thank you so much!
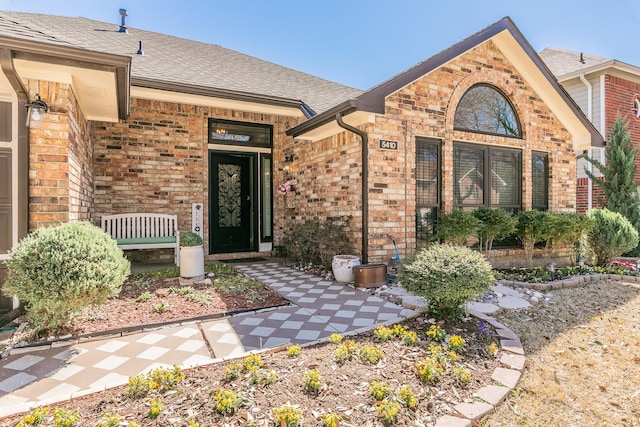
<box><xmin>1</xmin><ymin>0</ymin><xmax>639</xmax><ymax>90</ymax></box>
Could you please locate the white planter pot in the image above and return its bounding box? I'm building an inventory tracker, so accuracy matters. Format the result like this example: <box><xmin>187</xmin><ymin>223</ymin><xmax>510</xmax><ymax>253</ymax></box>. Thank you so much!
<box><xmin>332</xmin><ymin>255</ymin><xmax>361</xmax><ymax>283</ymax></box>
<box><xmin>180</xmin><ymin>245</ymin><xmax>204</xmax><ymax>278</ymax></box>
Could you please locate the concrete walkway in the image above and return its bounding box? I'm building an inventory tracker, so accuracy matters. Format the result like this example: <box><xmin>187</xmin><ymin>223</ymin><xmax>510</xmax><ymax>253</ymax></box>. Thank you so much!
<box><xmin>0</xmin><ymin>261</ymin><xmax>416</xmax><ymax>418</ymax></box>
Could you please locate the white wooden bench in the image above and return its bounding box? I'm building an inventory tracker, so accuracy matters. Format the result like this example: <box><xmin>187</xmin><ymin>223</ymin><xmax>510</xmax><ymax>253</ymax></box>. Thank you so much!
<box><xmin>101</xmin><ymin>213</ymin><xmax>180</xmax><ymax>266</ymax></box>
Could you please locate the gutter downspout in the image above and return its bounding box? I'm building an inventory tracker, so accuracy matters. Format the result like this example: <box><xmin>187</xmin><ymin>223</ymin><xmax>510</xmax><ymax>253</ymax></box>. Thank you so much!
<box><xmin>0</xmin><ymin>48</ymin><xmax>28</xmax><ymax>318</ymax></box>
<box><xmin>579</xmin><ymin>73</ymin><xmax>593</xmax><ymax>211</ymax></box>
<box><xmin>336</xmin><ymin>112</ymin><xmax>368</xmax><ymax>264</ymax></box>
<box><xmin>0</xmin><ymin>48</ymin><xmax>29</xmax><ymax>239</ymax></box>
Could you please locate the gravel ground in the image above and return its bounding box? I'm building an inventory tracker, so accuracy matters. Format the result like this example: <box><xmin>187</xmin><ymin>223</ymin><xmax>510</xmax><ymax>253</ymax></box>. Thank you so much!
<box><xmin>481</xmin><ymin>278</ymin><xmax>640</xmax><ymax>426</ymax></box>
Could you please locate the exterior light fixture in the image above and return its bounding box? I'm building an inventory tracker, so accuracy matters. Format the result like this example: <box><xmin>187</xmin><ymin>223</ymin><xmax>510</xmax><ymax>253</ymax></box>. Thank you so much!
<box><xmin>577</xmin><ymin>255</ymin><xmax>586</xmax><ymax>273</ymax></box>
<box><xmin>547</xmin><ymin>261</ymin><xmax>557</xmax><ymax>281</ymax></box>
<box><xmin>24</xmin><ymin>94</ymin><xmax>48</xmax><ymax>126</ymax></box>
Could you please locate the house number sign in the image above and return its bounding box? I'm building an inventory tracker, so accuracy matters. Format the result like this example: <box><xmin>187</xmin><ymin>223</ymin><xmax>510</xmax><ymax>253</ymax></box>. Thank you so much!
<box><xmin>379</xmin><ymin>139</ymin><xmax>398</xmax><ymax>150</ymax></box>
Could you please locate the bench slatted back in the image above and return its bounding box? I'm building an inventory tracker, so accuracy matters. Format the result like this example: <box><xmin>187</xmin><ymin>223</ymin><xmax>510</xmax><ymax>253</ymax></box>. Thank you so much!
<box><xmin>101</xmin><ymin>213</ymin><xmax>178</xmax><ymax>239</ymax></box>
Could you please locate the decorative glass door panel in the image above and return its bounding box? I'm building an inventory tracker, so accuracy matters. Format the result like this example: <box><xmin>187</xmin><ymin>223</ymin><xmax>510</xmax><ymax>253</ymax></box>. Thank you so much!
<box><xmin>210</xmin><ymin>153</ymin><xmax>254</xmax><ymax>253</ymax></box>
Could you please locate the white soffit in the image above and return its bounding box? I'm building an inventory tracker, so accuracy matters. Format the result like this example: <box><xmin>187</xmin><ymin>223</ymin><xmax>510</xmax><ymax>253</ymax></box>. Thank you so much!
<box><xmin>293</xmin><ymin>111</ymin><xmax>375</xmax><ymax>142</ymax></box>
<box><xmin>131</xmin><ymin>86</ymin><xmax>306</xmax><ymax>118</ymax></box>
<box><xmin>13</xmin><ymin>58</ymin><xmax>119</xmax><ymax>122</ymax></box>
<box><xmin>492</xmin><ymin>30</ymin><xmax>593</xmax><ymax>151</ymax></box>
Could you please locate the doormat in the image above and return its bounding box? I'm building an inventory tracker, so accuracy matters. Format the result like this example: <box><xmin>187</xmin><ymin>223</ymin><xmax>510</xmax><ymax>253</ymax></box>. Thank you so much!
<box><xmin>220</xmin><ymin>257</ymin><xmax>267</xmax><ymax>263</ymax></box>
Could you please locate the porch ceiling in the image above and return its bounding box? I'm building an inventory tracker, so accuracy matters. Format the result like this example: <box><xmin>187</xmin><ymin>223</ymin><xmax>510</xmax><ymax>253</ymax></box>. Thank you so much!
<box><xmin>14</xmin><ymin>58</ymin><xmax>120</xmax><ymax>122</ymax></box>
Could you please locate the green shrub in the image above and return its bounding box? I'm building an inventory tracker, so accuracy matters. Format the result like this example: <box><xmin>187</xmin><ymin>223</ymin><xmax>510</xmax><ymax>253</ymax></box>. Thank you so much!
<box><xmin>399</xmin><ymin>244</ymin><xmax>494</xmax><ymax>318</ymax></box>
<box><xmin>515</xmin><ymin>210</ymin><xmax>550</xmax><ymax>267</ymax></box>
<box><xmin>2</xmin><ymin>221</ymin><xmax>130</xmax><ymax>333</ymax></box>
<box><xmin>545</xmin><ymin>212</ymin><xmax>594</xmax><ymax>262</ymax></box>
<box><xmin>472</xmin><ymin>207</ymin><xmax>517</xmax><ymax>252</ymax></box>
<box><xmin>587</xmin><ymin>208</ymin><xmax>639</xmax><ymax>266</ymax></box>
<box><xmin>435</xmin><ymin>209</ymin><xmax>479</xmax><ymax>245</ymax></box>
<box><xmin>180</xmin><ymin>232</ymin><xmax>203</xmax><ymax>247</ymax></box>
<box><xmin>280</xmin><ymin>218</ymin><xmax>354</xmax><ymax>269</ymax></box>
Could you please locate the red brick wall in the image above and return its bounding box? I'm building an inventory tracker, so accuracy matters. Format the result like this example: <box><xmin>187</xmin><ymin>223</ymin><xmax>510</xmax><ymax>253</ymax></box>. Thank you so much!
<box><xmin>576</xmin><ymin>177</ymin><xmax>607</xmax><ymax>214</ymax></box>
<box><xmin>604</xmin><ymin>76</ymin><xmax>640</xmax><ymax>173</ymax></box>
<box><xmin>577</xmin><ymin>75</ymin><xmax>640</xmax><ymax>211</ymax></box>
<box><xmin>67</xmin><ymin>88</ymin><xmax>93</xmax><ymax>222</ymax></box>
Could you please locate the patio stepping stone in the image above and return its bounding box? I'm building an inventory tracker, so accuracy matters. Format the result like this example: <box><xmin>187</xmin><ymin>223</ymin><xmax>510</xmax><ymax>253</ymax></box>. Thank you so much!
<box><xmin>465</xmin><ymin>301</ymin><xmax>500</xmax><ymax>314</ymax></box>
<box><xmin>497</xmin><ymin>295</ymin><xmax>531</xmax><ymax>310</ymax></box>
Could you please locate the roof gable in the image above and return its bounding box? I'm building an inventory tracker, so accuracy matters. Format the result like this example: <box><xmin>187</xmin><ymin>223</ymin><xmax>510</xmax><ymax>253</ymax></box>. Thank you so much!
<box><xmin>289</xmin><ymin>17</ymin><xmax>604</xmax><ymax>150</ymax></box>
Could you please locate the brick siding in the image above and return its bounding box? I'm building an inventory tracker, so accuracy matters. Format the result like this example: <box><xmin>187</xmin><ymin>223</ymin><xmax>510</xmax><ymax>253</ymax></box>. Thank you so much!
<box><xmin>25</xmin><ymin>41</ymin><xmax>585</xmax><ymax>267</ymax></box>
<box><xmin>93</xmin><ymin>98</ymin><xmax>300</xmax><ymax>261</ymax></box>
<box><xmin>283</xmin><ymin>40</ymin><xmax>577</xmax><ymax>264</ymax></box>
<box><xmin>26</xmin><ymin>81</ymin><xmax>92</xmax><ymax>229</ymax></box>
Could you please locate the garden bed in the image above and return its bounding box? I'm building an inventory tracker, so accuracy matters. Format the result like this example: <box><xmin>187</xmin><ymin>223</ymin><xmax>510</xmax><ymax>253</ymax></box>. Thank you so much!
<box><xmin>1</xmin><ymin>315</ymin><xmax>502</xmax><ymax>426</ymax></box>
<box><xmin>3</xmin><ymin>264</ymin><xmax>289</xmax><ymax>350</ymax></box>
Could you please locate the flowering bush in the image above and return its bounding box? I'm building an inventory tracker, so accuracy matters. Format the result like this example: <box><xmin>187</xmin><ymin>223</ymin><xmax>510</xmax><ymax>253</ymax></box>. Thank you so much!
<box><xmin>277</xmin><ymin>180</ymin><xmax>295</xmax><ymax>194</ymax></box>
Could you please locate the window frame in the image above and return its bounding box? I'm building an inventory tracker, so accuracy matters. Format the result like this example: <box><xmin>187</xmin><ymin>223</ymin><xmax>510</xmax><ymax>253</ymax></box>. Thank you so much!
<box><xmin>208</xmin><ymin>118</ymin><xmax>273</xmax><ymax>148</ymax></box>
<box><xmin>415</xmin><ymin>138</ymin><xmax>441</xmax><ymax>246</ymax></box>
<box><xmin>453</xmin><ymin>84</ymin><xmax>523</xmax><ymax>139</ymax></box>
<box><xmin>531</xmin><ymin>151</ymin><xmax>549</xmax><ymax>211</ymax></box>
<box><xmin>453</xmin><ymin>142</ymin><xmax>522</xmax><ymax>212</ymax></box>
<box><xmin>260</xmin><ymin>153</ymin><xmax>273</xmax><ymax>242</ymax></box>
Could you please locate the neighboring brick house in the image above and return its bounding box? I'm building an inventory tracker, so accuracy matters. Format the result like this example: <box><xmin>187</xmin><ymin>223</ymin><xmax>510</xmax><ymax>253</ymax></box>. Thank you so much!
<box><xmin>0</xmin><ymin>12</ymin><xmax>603</xmax><ymax>311</ymax></box>
<box><xmin>540</xmin><ymin>48</ymin><xmax>640</xmax><ymax>213</ymax></box>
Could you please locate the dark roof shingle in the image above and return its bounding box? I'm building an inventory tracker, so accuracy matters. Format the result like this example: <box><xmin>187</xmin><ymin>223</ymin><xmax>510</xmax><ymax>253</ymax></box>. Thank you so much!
<box><xmin>0</xmin><ymin>11</ymin><xmax>363</xmax><ymax>114</ymax></box>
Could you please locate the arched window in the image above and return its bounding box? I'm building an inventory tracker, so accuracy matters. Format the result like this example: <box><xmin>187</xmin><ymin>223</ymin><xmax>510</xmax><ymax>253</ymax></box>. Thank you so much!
<box><xmin>454</xmin><ymin>84</ymin><xmax>522</xmax><ymax>138</ymax></box>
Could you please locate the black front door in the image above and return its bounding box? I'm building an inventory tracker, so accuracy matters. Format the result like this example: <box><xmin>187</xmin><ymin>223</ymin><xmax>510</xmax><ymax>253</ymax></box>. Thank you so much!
<box><xmin>209</xmin><ymin>152</ymin><xmax>254</xmax><ymax>253</ymax></box>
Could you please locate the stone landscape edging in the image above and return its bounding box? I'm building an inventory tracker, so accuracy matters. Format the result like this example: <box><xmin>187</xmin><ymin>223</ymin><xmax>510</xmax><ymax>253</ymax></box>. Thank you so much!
<box><xmin>497</xmin><ymin>272</ymin><xmax>640</xmax><ymax>291</ymax></box>
<box><xmin>434</xmin><ymin>272</ymin><xmax>640</xmax><ymax>426</ymax></box>
<box><xmin>4</xmin><ymin>271</ymin><xmax>637</xmax><ymax>425</ymax></box>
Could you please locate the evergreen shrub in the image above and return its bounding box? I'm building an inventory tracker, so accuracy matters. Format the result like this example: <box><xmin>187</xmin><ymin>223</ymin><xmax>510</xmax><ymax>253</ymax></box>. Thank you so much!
<box><xmin>435</xmin><ymin>209</ymin><xmax>479</xmax><ymax>245</ymax></box>
<box><xmin>472</xmin><ymin>207</ymin><xmax>517</xmax><ymax>252</ymax></box>
<box><xmin>399</xmin><ymin>244</ymin><xmax>494</xmax><ymax>318</ymax></box>
<box><xmin>545</xmin><ymin>212</ymin><xmax>594</xmax><ymax>261</ymax></box>
<box><xmin>2</xmin><ymin>221</ymin><xmax>130</xmax><ymax>333</ymax></box>
<box><xmin>587</xmin><ymin>208</ymin><xmax>639</xmax><ymax>266</ymax></box>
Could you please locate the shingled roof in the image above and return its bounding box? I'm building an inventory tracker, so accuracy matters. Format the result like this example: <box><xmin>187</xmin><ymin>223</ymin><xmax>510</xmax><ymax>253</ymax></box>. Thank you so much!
<box><xmin>540</xmin><ymin>47</ymin><xmax>640</xmax><ymax>80</ymax></box>
<box><xmin>0</xmin><ymin>11</ymin><xmax>363</xmax><ymax>115</ymax></box>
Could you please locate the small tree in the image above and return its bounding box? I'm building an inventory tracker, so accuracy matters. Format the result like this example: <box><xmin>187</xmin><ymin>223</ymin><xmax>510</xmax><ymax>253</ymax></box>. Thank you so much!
<box><xmin>544</xmin><ymin>212</ymin><xmax>594</xmax><ymax>262</ymax></box>
<box><xmin>515</xmin><ymin>210</ymin><xmax>549</xmax><ymax>267</ymax></box>
<box><xmin>472</xmin><ymin>207</ymin><xmax>517</xmax><ymax>252</ymax></box>
<box><xmin>587</xmin><ymin>208</ymin><xmax>639</xmax><ymax>266</ymax></box>
<box><xmin>584</xmin><ymin>117</ymin><xmax>640</xmax><ymax>255</ymax></box>
<box><xmin>434</xmin><ymin>209</ymin><xmax>479</xmax><ymax>246</ymax></box>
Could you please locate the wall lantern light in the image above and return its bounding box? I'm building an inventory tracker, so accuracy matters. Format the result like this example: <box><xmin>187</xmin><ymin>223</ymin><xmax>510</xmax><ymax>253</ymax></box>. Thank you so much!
<box><xmin>25</xmin><ymin>93</ymin><xmax>48</xmax><ymax>126</ymax></box>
